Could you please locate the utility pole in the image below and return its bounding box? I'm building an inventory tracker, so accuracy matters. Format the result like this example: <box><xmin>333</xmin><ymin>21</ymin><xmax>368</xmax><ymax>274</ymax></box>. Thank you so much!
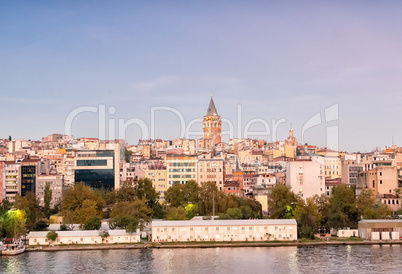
<box><xmin>212</xmin><ymin>189</ymin><xmax>215</xmax><ymax>221</ymax></box>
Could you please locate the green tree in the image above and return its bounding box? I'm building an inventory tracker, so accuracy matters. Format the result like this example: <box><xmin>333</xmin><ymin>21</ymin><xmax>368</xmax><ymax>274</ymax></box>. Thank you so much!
<box><xmin>60</xmin><ymin>183</ymin><xmax>105</xmax><ymax>226</ymax></box>
<box><xmin>46</xmin><ymin>231</ymin><xmax>58</xmax><ymax>242</ymax></box>
<box><xmin>82</xmin><ymin>216</ymin><xmax>102</xmax><ymax>230</ymax></box>
<box><xmin>327</xmin><ymin>185</ymin><xmax>358</xmax><ymax>230</ymax></box>
<box><xmin>269</xmin><ymin>185</ymin><xmax>299</xmax><ymax>219</ymax></box>
<box><xmin>3</xmin><ymin>209</ymin><xmax>27</xmax><ymax>239</ymax></box>
<box><xmin>124</xmin><ymin>149</ymin><xmax>132</xmax><ymax>163</ymax></box>
<box><xmin>135</xmin><ymin>178</ymin><xmax>159</xmax><ymax>210</ymax></box>
<box><xmin>109</xmin><ymin>199</ymin><xmax>152</xmax><ymax>232</ymax></box>
<box><xmin>198</xmin><ymin>181</ymin><xmax>221</xmax><ymax>216</ymax></box>
<box><xmin>166</xmin><ymin>206</ymin><xmax>188</xmax><ymax>220</ymax></box>
<box><xmin>34</xmin><ymin>220</ymin><xmax>49</xmax><ymax>231</ymax></box>
<box><xmin>240</xmin><ymin>206</ymin><xmax>253</xmax><ymax>219</ymax></box>
<box><xmin>356</xmin><ymin>189</ymin><xmax>391</xmax><ymax>219</ymax></box>
<box><xmin>165</xmin><ymin>183</ymin><xmax>185</xmax><ymax>207</ymax></box>
<box><xmin>14</xmin><ymin>193</ymin><xmax>44</xmax><ymax>231</ymax></box>
<box><xmin>226</xmin><ymin>208</ymin><xmax>243</xmax><ymax>219</ymax></box>
<box><xmin>115</xmin><ymin>181</ymin><xmax>136</xmax><ymax>202</ymax></box>
<box><xmin>313</xmin><ymin>194</ymin><xmax>330</xmax><ymax>226</ymax></box>
<box><xmin>44</xmin><ymin>182</ymin><xmax>53</xmax><ymax>218</ymax></box>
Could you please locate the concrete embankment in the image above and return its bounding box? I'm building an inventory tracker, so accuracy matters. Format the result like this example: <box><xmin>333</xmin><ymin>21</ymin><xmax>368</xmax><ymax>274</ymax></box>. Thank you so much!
<box><xmin>25</xmin><ymin>240</ymin><xmax>402</xmax><ymax>252</ymax></box>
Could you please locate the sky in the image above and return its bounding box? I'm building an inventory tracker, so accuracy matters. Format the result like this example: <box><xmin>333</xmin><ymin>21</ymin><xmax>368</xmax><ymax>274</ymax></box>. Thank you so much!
<box><xmin>1</xmin><ymin>1</ymin><xmax>402</xmax><ymax>152</ymax></box>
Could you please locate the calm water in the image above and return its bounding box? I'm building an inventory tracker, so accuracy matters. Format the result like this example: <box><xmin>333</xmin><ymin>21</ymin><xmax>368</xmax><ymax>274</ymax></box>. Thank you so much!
<box><xmin>1</xmin><ymin>245</ymin><xmax>402</xmax><ymax>274</ymax></box>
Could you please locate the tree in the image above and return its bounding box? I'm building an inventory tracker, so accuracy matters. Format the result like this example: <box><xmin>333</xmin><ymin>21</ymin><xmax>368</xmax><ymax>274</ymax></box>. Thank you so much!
<box><xmin>198</xmin><ymin>181</ymin><xmax>221</xmax><ymax>216</ymax></box>
<box><xmin>226</xmin><ymin>208</ymin><xmax>243</xmax><ymax>219</ymax></box>
<box><xmin>109</xmin><ymin>199</ymin><xmax>152</xmax><ymax>232</ymax></box>
<box><xmin>60</xmin><ymin>183</ymin><xmax>105</xmax><ymax>227</ymax></box>
<box><xmin>269</xmin><ymin>185</ymin><xmax>299</xmax><ymax>219</ymax></box>
<box><xmin>3</xmin><ymin>209</ymin><xmax>27</xmax><ymax>239</ymax></box>
<box><xmin>124</xmin><ymin>149</ymin><xmax>132</xmax><ymax>163</ymax></box>
<box><xmin>356</xmin><ymin>189</ymin><xmax>391</xmax><ymax>219</ymax></box>
<box><xmin>135</xmin><ymin>178</ymin><xmax>159</xmax><ymax>210</ymax></box>
<box><xmin>327</xmin><ymin>185</ymin><xmax>358</xmax><ymax>230</ymax></box>
<box><xmin>115</xmin><ymin>181</ymin><xmax>136</xmax><ymax>202</ymax></box>
<box><xmin>313</xmin><ymin>194</ymin><xmax>330</xmax><ymax>226</ymax></box>
<box><xmin>44</xmin><ymin>182</ymin><xmax>52</xmax><ymax>218</ymax></box>
<box><xmin>99</xmin><ymin>229</ymin><xmax>109</xmax><ymax>241</ymax></box>
<box><xmin>240</xmin><ymin>206</ymin><xmax>253</xmax><ymax>219</ymax></box>
<box><xmin>46</xmin><ymin>231</ymin><xmax>58</xmax><ymax>242</ymax></box>
<box><xmin>34</xmin><ymin>220</ymin><xmax>49</xmax><ymax>231</ymax></box>
<box><xmin>82</xmin><ymin>216</ymin><xmax>102</xmax><ymax>230</ymax></box>
<box><xmin>14</xmin><ymin>193</ymin><xmax>44</xmax><ymax>231</ymax></box>
<box><xmin>166</xmin><ymin>206</ymin><xmax>187</xmax><ymax>220</ymax></box>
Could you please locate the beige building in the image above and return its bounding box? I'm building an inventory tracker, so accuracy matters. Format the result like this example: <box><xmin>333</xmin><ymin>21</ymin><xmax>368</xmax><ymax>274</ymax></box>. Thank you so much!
<box><xmin>197</xmin><ymin>158</ymin><xmax>225</xmax><ymax>190</ymax></box>
<box><xmin>317</xmin><ymin>149</ymin><xmax>341</xmax><ymax>179</ymax></box>
<box><xmin>286</xmin><ymin>156</ymin><xmax>325</xmax><ymax>200</ymax></box>
<box><xmin>151</xmin><ymin>219</ymin><xmax>297</xmax><ymax>242</ymax></box>
<box><xmin>36</xmin><ymin>174</ymin><xmax>64</xmax><ymax>208</ymax></box>
<box><xmin>166</xmin><ymin>154</ymin><xmax>198</xmax><ymax>186</ymax></box>
<box><xmin>358</xmin><ymin>166</ymin><xmax>398</xmax><ymax>196</ymax></box>
<box><xmin>145</xmin><ymin>167</ymin><xmax>167</xmax><ymax>202</ymax></box>
<box><xmin>3</xmin><ymin>161</ymin><xmax>20</xmax><ymax>202</ymax></box>
<box><xmin>28</xmin><ymin>230</ymin><xmax>140</xmax><ymax>245</ymax></box>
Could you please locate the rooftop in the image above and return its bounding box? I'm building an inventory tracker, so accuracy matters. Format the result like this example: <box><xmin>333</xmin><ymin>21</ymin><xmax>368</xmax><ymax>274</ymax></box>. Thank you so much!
<box><xmin>152</xmin><ymin>219</ymin><xmax>297</xmax><ymax>227</ymax></box>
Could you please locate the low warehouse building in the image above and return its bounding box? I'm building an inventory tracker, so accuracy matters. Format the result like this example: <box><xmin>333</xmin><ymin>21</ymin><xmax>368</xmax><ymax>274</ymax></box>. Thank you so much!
<box><xmin>151</xmin><ymin>219</ymin><xmax>297</xmax><ymax>242</ymax></box>
<box><xmin>358</xmin><ymin>220</ymin><xmax>402</xmax><ymax>240</ymax></box>
<box><xmin>28</xmin><ymin>230</ymin><xmax>140</xmax><ymax>245</ymax></box>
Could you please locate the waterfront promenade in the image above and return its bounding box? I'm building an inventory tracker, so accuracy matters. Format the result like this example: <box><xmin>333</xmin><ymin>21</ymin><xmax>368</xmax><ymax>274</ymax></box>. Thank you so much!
<box><xmin>25</xmin><ymin>239</ymin><xmax>402</xmax><ymax>252</ymax></box>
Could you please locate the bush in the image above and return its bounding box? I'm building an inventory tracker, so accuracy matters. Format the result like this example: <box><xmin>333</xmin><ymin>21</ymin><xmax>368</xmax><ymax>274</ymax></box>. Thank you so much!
<box><xmin>34</xmin><ymin>220</ymin><xmax>49</xmax><ymax>231</ymax></box>
<box><xmin>47</xmin><ymin>231</ymin><xmax>58</xmax><ymax>242</ymax></box>
<box><xmin>60</xmin><ymin>224</ymin><xmax>69</xmax><ymax>231</ymax></box>
<box><xmin>82</xmin><ymin>216</ymin><xmax>102</xmax><ymax>230</ymax></box>
<box><xmin>226</xmin><ymin>208</ymin><xmax>243</xmax><ymax>219</ymax></box>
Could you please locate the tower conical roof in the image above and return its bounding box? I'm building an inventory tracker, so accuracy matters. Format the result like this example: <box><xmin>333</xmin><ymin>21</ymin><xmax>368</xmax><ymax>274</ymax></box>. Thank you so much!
<box><xmin>206</xmin><ymin>94</ymin><xmax>218</xmax><ymax>116</ymax></box>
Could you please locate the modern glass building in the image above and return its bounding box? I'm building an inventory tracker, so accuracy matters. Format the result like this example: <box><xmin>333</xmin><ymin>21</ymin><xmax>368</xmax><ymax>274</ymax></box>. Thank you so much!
<box><xmin>20</xmin><ymin>159</ymin><xmax>41</xmax><ymax>196</ymax></box>
<box><xmin>74</xmin><ymin>150</ymin><xmax>118</xmax><ymax>189</ymax></box>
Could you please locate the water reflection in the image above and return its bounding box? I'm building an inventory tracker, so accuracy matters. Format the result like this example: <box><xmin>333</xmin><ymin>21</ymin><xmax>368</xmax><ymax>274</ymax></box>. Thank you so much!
<box><xmin>1</xmin><ymin>245</ymin><xmax>401</xmax><ymax>274</ymax></box>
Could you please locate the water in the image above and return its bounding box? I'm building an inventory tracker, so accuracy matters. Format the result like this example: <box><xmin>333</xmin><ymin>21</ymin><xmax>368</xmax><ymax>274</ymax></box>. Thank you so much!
<box><xmin>1</xmin><ymin>245</ymin><xmax>402</xmax><ymax>274</ymax></box>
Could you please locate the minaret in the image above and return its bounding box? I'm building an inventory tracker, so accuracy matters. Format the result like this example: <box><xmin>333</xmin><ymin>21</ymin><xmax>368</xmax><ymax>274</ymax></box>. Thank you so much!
<box><xmin>203</xmin><ymin>93</ymin><xmax>221</xmax><ymax>147</ymax></box>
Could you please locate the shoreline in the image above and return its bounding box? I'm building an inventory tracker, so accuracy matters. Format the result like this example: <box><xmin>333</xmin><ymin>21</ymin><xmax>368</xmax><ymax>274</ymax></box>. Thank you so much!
<box><xmin>24</xmin><ymin>240</ymin><xmax>402</xmax><ymax>252</ymax></box>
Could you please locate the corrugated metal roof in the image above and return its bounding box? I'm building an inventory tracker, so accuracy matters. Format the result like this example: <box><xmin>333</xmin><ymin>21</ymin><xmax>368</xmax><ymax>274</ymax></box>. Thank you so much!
<box><xmin>28</xmin><ymin>229</ymin><xmax>138</xmax><ymax>238</ymax></box>
<box><xmin>359</xmin><ymin>220</ymin><xmax>402</xmax><ymax>223</ymax></box>
<box><xmin>152</xmin><ymin>219</ymin><xmax>296</xmax><ymax>227</ymax></box>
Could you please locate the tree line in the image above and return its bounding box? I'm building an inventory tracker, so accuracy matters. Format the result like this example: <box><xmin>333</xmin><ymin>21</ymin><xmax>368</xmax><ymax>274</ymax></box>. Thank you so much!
<box><xmin>0</xmin><ymin>178</ymin><xmax>262</xmax><ymax>238</ymax></box>
<box><xmin>269</xmin><ymin>184</ymin><xmax>393</xmax><ymax>239</ymax></box>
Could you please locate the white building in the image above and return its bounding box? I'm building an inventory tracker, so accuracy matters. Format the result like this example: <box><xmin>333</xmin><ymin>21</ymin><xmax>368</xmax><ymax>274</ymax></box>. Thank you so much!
<box><xmin>151</xmin><ymin>219</ymin><xmax>297</xmax><ymax>242</ymax></box>
<box><xmin>28</xmin><ymin>230</ymin><xmax>141</xmax><ymax>245</ymax></box>
<box><xmin>286</xmin><ymin>156</ymin><xmax>325</xmax><ymax>200</ymax></box>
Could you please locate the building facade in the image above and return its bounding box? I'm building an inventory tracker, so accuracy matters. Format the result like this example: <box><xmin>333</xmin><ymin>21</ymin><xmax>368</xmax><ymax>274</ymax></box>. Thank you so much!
<box><xmin>166</xmin><ymin>154</ymin><xmax>198</xmax><ymax>186</ymax></box>
<box><xmin>197</xmin><ymin>158</ymin><xmax>225</xmax><ymax>190</ymax></box>
<box><xmin>286</xmin><ymin>156</ymin><xmax>325</xmax><ymax>200</ymax></box>
<box><xmin>152</xmin><ymin>219</ymin><xmax>297</xmax><ymax>242</ymax></box>
<box><xmin>74</xmin><ymin>149</ymin><xmax>120</xmax><ymax>189</ymax></box>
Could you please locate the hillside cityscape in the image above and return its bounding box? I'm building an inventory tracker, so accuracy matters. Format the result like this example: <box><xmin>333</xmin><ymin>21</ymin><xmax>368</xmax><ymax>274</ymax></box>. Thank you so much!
<box><xmin>0</xmin><ymin>96</ymin><xmax>401</xmax><ymax>245</ymax></box>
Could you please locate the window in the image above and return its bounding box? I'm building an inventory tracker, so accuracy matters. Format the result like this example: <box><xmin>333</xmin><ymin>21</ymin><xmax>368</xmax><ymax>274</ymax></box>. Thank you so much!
<box><xmin>380</xmin><ymin>172</ymin><xmax>382</xmax><ymax>176</ymax></box>
<box><xmin>380</xmin><ymin>180</ymin><xmax>382</xmax><ymax>185</ymax></box>
<box><xmin>216</xmin><ymin>227</ymin><xmax>219</xmax><ymax>231</ymax></box>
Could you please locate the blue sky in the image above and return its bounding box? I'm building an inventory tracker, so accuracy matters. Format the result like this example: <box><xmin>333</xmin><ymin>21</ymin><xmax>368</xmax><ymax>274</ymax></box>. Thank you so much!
<box><xmin>1</xmin><ymin>1</ymin><xmax>402</xmax><ymax>152</ymax></box>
